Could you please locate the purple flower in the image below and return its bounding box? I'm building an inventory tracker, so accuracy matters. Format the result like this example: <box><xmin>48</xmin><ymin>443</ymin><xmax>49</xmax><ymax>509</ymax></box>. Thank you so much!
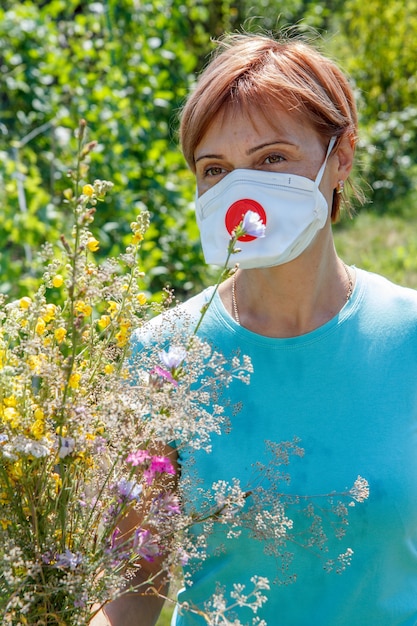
<box><xmin>241</xmin><ymin>210</ymin><xmax>266</xmax><ymax>238</ymax></box>
<box><xmin>104</xmin><ymin>527</ymin><xmax>130</xmax><ymax>567</ymax></box>
<box><xmin>74</xmin><ymin>593</ymin><xmax>88</xmax><ymax>609</ymax></box>
<box><xmin>159</xmin><ymin>345</ymin><xmax>186</xmax><ymax>370</ymax></box>
<box><xmin>150</xmin><ymin>492</ymin><xmax>181</xmax><ymax>518</ymax></box>
<box><xmin>133</xmin><ymin>528</ymin><xmax>160</xmax><ymax>562</ymax></box>
<box><xmin>55</xmin><ymin>549</ymin><xmax>83</xmax><ymax>570</ymax></box>
<box><xmin>58</xmin><ymin>436</ymin><xmax>75</xmax><ymax>459</ymax></box>
<box><xmin>110</xmin><ymin>527</ymin><xmax>121</xmax><ymax>550</ymax></box>
<box><xmin>41</xmin><ymin>551</ymin><xmax>54</xmax><ymax>565</ymax></box>
<box><xmin>93</xmin><ymin>436</ymin><xmax>107</xmax><ymax>454</ymax></box>
<box><xmin>177</xmin><ymin>547</ymin><xmax>189</xmax><ymax>566</ymax></box>
<box><xmin>116</xmin><ymin>478</ymin><xmax>142</xmax><ymax>502</ymax></box>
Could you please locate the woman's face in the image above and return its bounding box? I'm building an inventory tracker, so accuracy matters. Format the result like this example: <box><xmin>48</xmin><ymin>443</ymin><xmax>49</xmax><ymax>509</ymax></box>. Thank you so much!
<box><xmin>194</xmin><ymin>106</ymin><xmax>340</xmax><ymax>208</ymax></box>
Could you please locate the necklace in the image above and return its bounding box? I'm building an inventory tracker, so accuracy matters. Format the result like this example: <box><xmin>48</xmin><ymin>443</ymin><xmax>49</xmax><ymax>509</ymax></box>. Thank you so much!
<box><xmin>231</xmin><ymin>262</ymin><xmax>354</xmax><ymax>325</ymax></box>
<box><xmin>231</xmin><ymin>270</ymin><xmax>240</xmax><ymax>325</ymax></box>
<box><xmin>342</xmin><ymin>262</ymin><xmax>354</xmax><ymax>302</ymax></box>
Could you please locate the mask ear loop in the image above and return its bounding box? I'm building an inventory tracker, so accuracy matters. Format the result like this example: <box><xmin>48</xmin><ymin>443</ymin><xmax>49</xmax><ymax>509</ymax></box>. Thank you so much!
<box><xmin>314</xmin><ymin>136</ymin><xmax>337</xmax><ymax>188</ymax></box>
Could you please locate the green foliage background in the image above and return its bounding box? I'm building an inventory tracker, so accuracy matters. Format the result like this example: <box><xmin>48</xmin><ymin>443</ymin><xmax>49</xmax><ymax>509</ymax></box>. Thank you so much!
<box><xmin>1</xmin><ymin>2</ymin><xmax>417</xmax><ymax>624</ymax></box>
<box><xmin>1</xmin><ymin>0</ymin><xmax>417</xmax><ymax>302</ymax></box>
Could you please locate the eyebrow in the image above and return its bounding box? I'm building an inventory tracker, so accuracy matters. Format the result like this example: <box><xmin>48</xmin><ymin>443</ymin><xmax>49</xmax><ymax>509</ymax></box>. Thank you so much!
<box><xmin>194</xmin><ymin>153</ymin><xmax>222</xmax><ymax>164</ymax></box>
<box><xmin>194</xmin><ymin>140</ymin><xmax>297</xmax><ymax>163</ymax></box>
<box><xmin>247</xmin><ymin>140</ymin><xmax>297</xmax><ymax>155</ymax></box>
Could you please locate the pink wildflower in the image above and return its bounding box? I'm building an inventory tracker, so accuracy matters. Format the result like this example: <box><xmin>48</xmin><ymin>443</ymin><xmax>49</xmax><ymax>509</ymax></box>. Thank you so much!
<box><xmin>126</xmin><ymin>449</ymin><xmax>151</xmax><ymax>466</ymax></box>
<box><xmin>144</xmin><ymin>455</ymin><xmax>175</xmax><ymax>485</ymax></box>
<box><xmin>150</xmin><ymin>365</ymin><xmax>178</xmax><ymax>386</ymax></box>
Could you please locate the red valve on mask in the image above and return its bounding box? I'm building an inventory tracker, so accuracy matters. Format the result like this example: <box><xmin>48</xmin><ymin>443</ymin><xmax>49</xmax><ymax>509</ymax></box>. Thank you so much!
<box><xmin>225</xmin><ymin>199</ymin><xmax>267</xmax><ymax>242</ymax></box>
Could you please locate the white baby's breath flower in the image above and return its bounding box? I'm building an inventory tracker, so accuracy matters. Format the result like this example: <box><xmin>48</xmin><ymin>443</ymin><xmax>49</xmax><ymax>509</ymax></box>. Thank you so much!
<box><xmin>349</xmin><ymin>476</ymin><xmax>370</xmax><ymax>503</ymax></box>
<box><xmin>12</xmin><ymin>436</ymin><xmax>52</xmax><ymax>458</ymax></box>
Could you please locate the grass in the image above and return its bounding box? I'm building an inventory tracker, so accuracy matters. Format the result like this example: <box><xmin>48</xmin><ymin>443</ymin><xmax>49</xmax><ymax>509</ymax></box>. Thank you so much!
<box><xmin>156</xmin><ymin>604</ymin><xmax>175</xmax><ymax>626</ymax></box>
<box><xmin>334</xmin><ymin>207</ymin><xmax>417</xmax><ymax>288</ymax></box>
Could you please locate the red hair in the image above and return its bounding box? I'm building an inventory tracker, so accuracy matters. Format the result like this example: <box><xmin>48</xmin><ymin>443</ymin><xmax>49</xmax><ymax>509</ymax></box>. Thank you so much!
<box><xmin>180</xmin><ymin>33</ymin><xmax>360</xmax><ymax>220</ymax></box>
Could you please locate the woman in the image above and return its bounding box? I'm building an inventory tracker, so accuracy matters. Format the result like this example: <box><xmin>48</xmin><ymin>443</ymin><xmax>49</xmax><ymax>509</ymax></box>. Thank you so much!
<box><xmin>97</xmin><ymin>32</ymin><xmax>417</xmax><ymax>625</ymax></box>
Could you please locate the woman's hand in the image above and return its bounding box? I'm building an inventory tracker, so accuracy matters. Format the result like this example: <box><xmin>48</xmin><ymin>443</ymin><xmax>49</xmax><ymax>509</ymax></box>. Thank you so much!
<box><xmin>89</xmin><ymin>608</ymin><xmax>111</xmax><ymax>625</ymax></box>
<box><xmin>89</xmin><ymin>443</ymin><xmax>178</xmax><ymax>626</ymax></box>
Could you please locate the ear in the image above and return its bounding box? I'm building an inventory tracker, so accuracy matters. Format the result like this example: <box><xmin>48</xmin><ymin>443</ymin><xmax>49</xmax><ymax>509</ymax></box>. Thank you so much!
<box><xmin>335</xmin><ymin>134</ymin><xmax>355</xmax><ymax>179</ymax></box>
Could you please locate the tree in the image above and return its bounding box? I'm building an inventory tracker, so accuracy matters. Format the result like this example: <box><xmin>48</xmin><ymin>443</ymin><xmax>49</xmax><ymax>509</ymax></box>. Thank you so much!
<box><xmin>330</xmin><ymin>0</ymin><xmax>417</xmax><ymax>211</ymax></box>
<box><xmin>0</xmin><ymin>0</ymin><xmax>215</xmax><ymax>300</ymax></box>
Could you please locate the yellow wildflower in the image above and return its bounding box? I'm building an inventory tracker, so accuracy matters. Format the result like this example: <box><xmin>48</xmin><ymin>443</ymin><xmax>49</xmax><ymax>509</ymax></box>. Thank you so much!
<box><xmin>115</xmin><ymin>332</ymin><xmax>127</xmax><ymax>347</ymax></box>
<box><xmin>52</xmin><ymin>274</ymin><xmax>64</xmax><ymax>288</ymax></box>
<box><xmin>69</xmin><ymin>372</ymin><xmax>81</xmax><ymax>389</ymax></box>
<box><xmin>95</xmin><ymin>423</ymin><xmax>105</xmax><ymax>435</ymax></box>
<box><xmin>75</xmin><ymin>301</ymin><xmax>92</xmax><ymax>317</ymax></box>
<box><xmin>104</xmin><ymin>364</ymin><xmax>114</xmax><ymax>375</ymax></box>
<box><xmin>137</xmin><ymin>292</ymin><xmax>147</xmax><ymax>306</ymax></box>
<box><xmin>27</xmin><ymin>354</ymin><xmax>43</xmax><ymax>374</ymax></box>
<box><xmin>87</xmin><ymin>236</ymin><xmax>100</xmax><ymax>252</ymax></box>
<box><xmin>74</xmin><ymin>451</ymin><xmax>94</xmax><ymax>468</ymax></box>
<box><xmin>10</xmin><ymin>461</ymin><xmax>23</xmax><ymax>480</ymax></box>
<box><xmin>0</xmin><ymin>492</ymin><xmax>9</xmax><ymax>505</ymax></box>
<box><xmin>98</xmin><ymin>315</ymin><xmax>111</xmax><ymax>330</ymax></box>
<box><xmin>52</xmin><ymin>472</ymin><xmax>62</xmax><ymax>493</ymax></box>
<box><xmin>83</xmin><ymin>184</ymin><xmax>95</xmax><ymax>197</ymax></box>
<box><xmin>107</xmin><ymin>301</ymin><xmax>118</xmax><ymax>316</ymax></box>
<box><xmin>31</xmin><ymin>419</ymin><xmax>45</xmax><ymax>439</ymax></box>
<box><xmin>3</xmin><ymin>407</ymin><xmax>20</xmax><ymax>428</ymax></box>
<box><xmin>115</xmin><ymin>319</ymin><xmax>131</xmax><ymax>347</ymax></box>
<box><xmin>0</xmin><ymin>519</ymin><xmax>11</xmax><ymax>530</ymax></box>
<box><xmin>132</xmin><ymin>231</ymin><xmax>144</xmax><ymax>244</ymax></box>
<box><xmin>35</xmin><ymin>318</ymin><xmax>46</xmax><ymax>335</ymax></box>
<box><xmin>3</xmin><ymin>396</ymin><xmax>16</xmax><ymax>408</ymax></box>
<box><xmin>19</xmin><ymin>296</ymin><xmax>32</xmax><ymax>309</ymax></box>
<box><xmin>34</xmin><ymin>407</ymin><xmax>44</xmax><ymax>421</ymax></box>
<box><xmin>54</xmin><ymin>327</ymin><xmax>67</xmax><ymax>343</ymax></box>
<box><xmin>42</xmin><ymin>303</ymin><xmax>57</xmax><ymax>322</ymax></box>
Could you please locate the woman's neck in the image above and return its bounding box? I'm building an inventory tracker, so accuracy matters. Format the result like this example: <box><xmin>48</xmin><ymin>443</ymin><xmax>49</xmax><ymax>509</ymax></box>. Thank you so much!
<box><xmin>219</xmin><ymin>238</ymin><xmax>353</xmax><ymax>338</ymax></box>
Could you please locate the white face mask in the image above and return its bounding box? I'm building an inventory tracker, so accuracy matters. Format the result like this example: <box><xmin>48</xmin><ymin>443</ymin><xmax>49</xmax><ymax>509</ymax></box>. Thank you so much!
<box><xmin>195</xmin><ymin>137</ymin><xmax>336</xmax><ymax>269</ymax></box>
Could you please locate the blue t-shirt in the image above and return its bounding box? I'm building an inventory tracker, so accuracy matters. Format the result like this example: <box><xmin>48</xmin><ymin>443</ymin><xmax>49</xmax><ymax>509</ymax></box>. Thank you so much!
<box><xmin>170</xmin><ymin>269</ymin><xmax>417</xmax><ymax>626</ymax></box>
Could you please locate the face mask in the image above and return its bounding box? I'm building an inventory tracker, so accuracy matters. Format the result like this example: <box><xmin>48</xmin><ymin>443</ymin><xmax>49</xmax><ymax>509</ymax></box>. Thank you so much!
<box><xmin>195</xmin><ymin>137</ymin><xmax>336</xmax><ymax>269</ymax></box>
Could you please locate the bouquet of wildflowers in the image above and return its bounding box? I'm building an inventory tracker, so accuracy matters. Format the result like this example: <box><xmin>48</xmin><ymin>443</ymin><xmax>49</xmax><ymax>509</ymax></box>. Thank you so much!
<box><xmin>0</xmin><ymin>121</ymin><xmax>255</xmax><ymax>624</ymax></box>
<box><xmin>0</xmin><ymin>121</ymin><xmax>369</xmax><ymax>626</ymax></box>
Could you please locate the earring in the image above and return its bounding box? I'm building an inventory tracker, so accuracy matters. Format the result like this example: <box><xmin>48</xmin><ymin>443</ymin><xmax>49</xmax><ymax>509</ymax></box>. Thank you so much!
<box><xmin>336</xmin><ymin>180</ymin><xmax>345</xmax><ymax>194</ymax></box>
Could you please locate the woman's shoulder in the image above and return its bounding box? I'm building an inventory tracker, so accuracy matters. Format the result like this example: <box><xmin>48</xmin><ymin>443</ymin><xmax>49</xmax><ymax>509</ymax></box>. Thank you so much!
<box><xmin>131</xmin><ymin>286</ymin><xmax>216</xmax><ymax>348</ymax></box>
<box><xmin>359</xmin><ymin>268</ymin><xmax>417</xmax><ymax>302</ymax></box>
<box><xmin>357</xmin><ymin>267</ymin><xmax>417</xmax><ymax>326</ymax></box>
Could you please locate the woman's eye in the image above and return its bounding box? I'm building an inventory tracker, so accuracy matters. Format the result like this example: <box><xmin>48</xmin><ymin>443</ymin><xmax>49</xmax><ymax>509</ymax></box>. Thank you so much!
<box><xmin>264</xmin><ymin>154</ymin><xmax>284</xmax><ymax>164</ymax></box>
<box><xmin>204</xmin><ymin>166</ymin><xmax>225</xmax><ymax>177</ymax></box>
